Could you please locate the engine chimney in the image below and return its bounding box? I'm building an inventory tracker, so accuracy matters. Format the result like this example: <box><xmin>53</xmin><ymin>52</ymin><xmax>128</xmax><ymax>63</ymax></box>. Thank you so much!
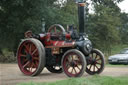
<box><xmin>78</xmin><ymin>1</ymin><xmax>85</xmax><ymax>34</ymax></box>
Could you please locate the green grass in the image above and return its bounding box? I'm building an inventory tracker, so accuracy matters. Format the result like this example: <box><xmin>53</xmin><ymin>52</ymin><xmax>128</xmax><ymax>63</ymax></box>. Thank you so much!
<box><xmin>106</xmin><ymin>64</ymin><xmax>128</xmax><ymax>67</ymax></box>
<box><xmin>17</xmin><ymin>76</ymin><xmax>128</xmax><ymax>85</ymax></box>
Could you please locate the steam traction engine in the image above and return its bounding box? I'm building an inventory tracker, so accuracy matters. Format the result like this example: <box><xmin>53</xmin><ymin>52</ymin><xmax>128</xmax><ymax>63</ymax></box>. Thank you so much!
<box><xmin>17</xmin><ymin>1</ymin><xmax>105</xmax><ymax>77</ymax></box>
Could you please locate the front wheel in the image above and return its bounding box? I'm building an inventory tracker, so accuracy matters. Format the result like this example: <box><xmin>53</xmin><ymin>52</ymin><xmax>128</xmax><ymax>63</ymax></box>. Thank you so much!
<box><xmin>86</xmin><ymin>49</ymin><xmax>105</xmax><ymax>75</ymax></box>
<box><xmin>62</xmin><ymin>49</ymin><xmax>86</xmax><ymax>77</ymax></box>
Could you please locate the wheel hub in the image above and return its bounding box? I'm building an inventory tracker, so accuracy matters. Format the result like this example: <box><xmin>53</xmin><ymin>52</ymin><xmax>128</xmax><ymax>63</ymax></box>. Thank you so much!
<box><xmin>91</xmin><ymin>58</ymin><xmax>96</xmax><ymax>65</ymax></box>
<box><xmin>26</xmin><ymin>54</ymin><xmax>32</xmax><ymax>61</ymax></box>
<box><xmin>70</xmin><ymin>61</ymin><xmax>77</xmax><ymax>67</ymax></box>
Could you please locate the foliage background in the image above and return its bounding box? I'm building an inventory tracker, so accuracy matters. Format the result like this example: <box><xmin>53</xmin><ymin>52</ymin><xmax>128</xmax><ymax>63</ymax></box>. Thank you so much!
<box><xmin>0</xmin><ymin>0</ymin><xmax>128</xmax><ymax>62</ymax></box>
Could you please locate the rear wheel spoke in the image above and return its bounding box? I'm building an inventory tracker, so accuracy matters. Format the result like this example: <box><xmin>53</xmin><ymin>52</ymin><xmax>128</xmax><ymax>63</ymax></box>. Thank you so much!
<box><xmin>24</xmin><ymin>44</ymin><xmax>29</xmax><ymax>53</ymax></box>
<box><xmin>23</xmin><ymin>59</ymin><xmax>28</xmax><ymax>64</ymax></box>
<box><xmin>33</xmin><ymin>57</ymin><xmax>38</xmax><ymax>60</ymax></box>
<box><xmin>23</xmin><ymin>61</ymin><xmax>30</xmax><ymax>68</ymax></box>
<box><xmin>35</xmin><ymin>61</ymin><xmax>39</xmax><ymax>68</ymax></box>
<box><xmin>19</xmin><ymin>54</ymin><xmax>26</xmax><ymax>57</ymax></box>
<box><xmin>32</xmin><ymin>49</ymin><xmax>37</xmax><ymax>55</ymax></box>
<box><xmin>29</xmin><ymin>44</ymin><xmax>32</xmax><ymax>54</ymax></box>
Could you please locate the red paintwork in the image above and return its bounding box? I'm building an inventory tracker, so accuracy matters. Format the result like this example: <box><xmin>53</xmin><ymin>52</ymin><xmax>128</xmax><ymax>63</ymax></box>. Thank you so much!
<box><xmin>39</xmin><ymin>32</ymin><xmax>75</xmax><ymax>48</ymax></box>
<box><xmin>65</xmin><ymin>34</ymin><xmax>71</xmax><ymax>40</ymax></box>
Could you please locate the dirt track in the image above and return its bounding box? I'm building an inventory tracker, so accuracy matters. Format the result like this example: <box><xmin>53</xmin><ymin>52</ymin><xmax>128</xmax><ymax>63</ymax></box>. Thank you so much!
<box><xmin>0</xmin><ymin>64</ymin><xmax>128</xmax><ymax>85</ymax></box>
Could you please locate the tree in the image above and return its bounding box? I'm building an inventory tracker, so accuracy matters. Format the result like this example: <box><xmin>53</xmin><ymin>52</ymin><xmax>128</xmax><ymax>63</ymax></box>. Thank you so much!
<box><xmin>0</xmin><ymin>0</ymin><xmax>126</xmax><ymax>57</ymax></box>
<box><xmin>86</xmin><ymin>0</ymin><xmax>123</xmax><ymax>55</ymax></box>
<box><xmin>0</xmin><ymin>0</ymin><xmax>58</xmax><ymax>53</ymax></box>
<box><xmin>120</xmin><ymin>13</ymin><xmax>128</xmax><ymax>44</ymax></box>
<box><xmin>0</xmin><ymin>0</ymin><xmax>79</xmax><ymax>56</ymax></box>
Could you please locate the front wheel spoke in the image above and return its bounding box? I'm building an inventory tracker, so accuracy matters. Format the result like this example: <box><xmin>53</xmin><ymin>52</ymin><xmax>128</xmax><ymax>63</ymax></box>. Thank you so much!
<box><xmin>71</xmin><ymin>55</ymin><xmax>74</xmax><ymax>61</ymax></box>
<box><xmin>76</xmin><ymin>59</ymin><xmax>81</xmax><ymax>65</ymax></box>
<box><xmin>93</xmin><ymin>65</ymin><xmax>95</xmax><ymax>72</ymax></box>
<box><xmin>30</xmin><ymin>67</ymin><xmax>32</xmax><ymax>72</ymax></box>
<box><xmin>89</xmin><ymin>64</ymin><xmax>92</xmax><ymax>70</ymax></box>
<box><xmin>74</xmin><ymin>68</ymin><xmax>77</xmax><ymax>74</ymax></box>
<box><xmin>95</xmin><ymin>54</ymin><xmax>98</xmax><ymax>60</ymax></box>
<box><xmin>66</xmin><ymin>59</ymin><xmax>70</xmax><ymax>63</ymax></box>
<box><xmin>96</xmin><ymin>58</ymin><xmax>101</xmax><ymax>61</ymax></box>
<box><xmin>91</xmin><ymin>53</ymin><xmax>93</xmax><ymax>58</ymax></box>
<box><xmin>71</xmin><ymin>67</ymin><xmax>74</xmax><ymax>73</ymax></box>
<box><xmin>96</xmin><ymin>62</ymin><xmax>101</xmax><ymax>65</ymax></box>
<box><xmin>66</xmin><ymin>63</ymin><xmax>70</xmax><ymax>69</ymax></box>
<box><xmin>76</xmin><ymin>65</ymin><xmax>81</xmax><ymax>71</ymax></box>
<box><xmin>95</xmin><ymin>65</ymin><xmax>99</xmax><ymax>70</ymax></box>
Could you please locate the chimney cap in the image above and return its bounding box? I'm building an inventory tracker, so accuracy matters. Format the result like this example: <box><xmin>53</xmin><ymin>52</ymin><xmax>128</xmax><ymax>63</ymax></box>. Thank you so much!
<box><xmin>75</xmin><ymin>0</ymin><xmax>86</xmax><ymax>3</ymax></box>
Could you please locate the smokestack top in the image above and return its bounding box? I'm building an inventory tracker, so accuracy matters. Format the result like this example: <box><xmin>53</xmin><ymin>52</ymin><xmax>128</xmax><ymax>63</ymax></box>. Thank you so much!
<box><xmin>75</xmin><ymin>0</ymin><xmax>85</xmax><ymax>3</ymax></box>
<box><xmin>78</xmin><ymin>3</ymin><xmax>85</xmax><ymax>6</ymax></box>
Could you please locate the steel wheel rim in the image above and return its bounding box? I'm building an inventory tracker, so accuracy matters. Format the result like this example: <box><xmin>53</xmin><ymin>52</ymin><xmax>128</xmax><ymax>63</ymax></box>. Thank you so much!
<box><xmin>63</xmin><ymin>52</ymin><xmax>84</xmax><ymax>77</ymax></box>
<box><xmin>87</xmin><ymin>52</ymin><xmax>103</xmax><ymax>73</ymax></box>
<box><xmin>17</xmin><ymin>40</ymin><xmax>39</xmax><ymax>75</ymax></box>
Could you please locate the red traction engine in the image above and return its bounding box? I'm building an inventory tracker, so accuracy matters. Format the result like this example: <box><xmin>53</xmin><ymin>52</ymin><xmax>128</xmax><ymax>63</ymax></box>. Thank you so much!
<box><xmin>17</xmin><ymin>1</ymin><xmax>105</xmax><ymax>77</ymax></box>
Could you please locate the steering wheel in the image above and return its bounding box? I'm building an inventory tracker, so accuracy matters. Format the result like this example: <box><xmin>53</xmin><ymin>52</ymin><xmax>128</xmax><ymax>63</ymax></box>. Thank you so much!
<box><xmin>48</xmin><ymin>24</ymin><xmax>66</xmax><ymax>36</ymax></box>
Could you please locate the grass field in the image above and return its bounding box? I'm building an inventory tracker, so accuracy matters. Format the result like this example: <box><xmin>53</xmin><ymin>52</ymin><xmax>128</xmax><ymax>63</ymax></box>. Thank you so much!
<box><xmin>106</xmin><ymin>64</ymin><xmax>128</xmax><ymax>67</ymax></box>
<box><xmin>17</xmin><ymin>75</ymin><xmax>128</xmax><ymax>85</ymax></box>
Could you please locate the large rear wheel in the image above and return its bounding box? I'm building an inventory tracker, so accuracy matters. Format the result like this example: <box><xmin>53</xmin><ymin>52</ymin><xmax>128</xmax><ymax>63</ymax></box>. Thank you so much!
<box><xmin>86</xmin><ymin>49</ymin><xmax>105</xmax><ymax>75</ymax></box>
<box><xmin>17</xmin><ymin>38</ymin><xmax>45</xmax><ymax>76</ymax></box>
<box><xmin>62</xmin><ymin>49</ymin><xmax>86</xmax><ymax>77</ymax></box>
